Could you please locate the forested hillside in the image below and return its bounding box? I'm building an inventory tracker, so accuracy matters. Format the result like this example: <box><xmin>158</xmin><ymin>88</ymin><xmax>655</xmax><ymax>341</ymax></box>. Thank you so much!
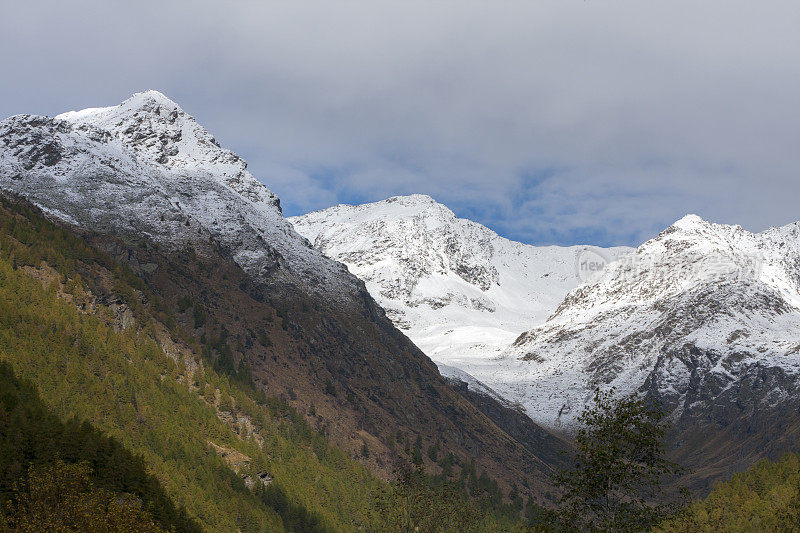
<box><xmin>0</xmin><ymin>195</ymin><xmax>376</xmax><ymax>530</ymax></box>
<box><xmin>0</xmin><ymin>195</ymin><xmax>533</xmax><ymax>531</ymax></box>
<box><xmin>656</xmin><ymin>453</ymin><xmax>800</xmax><ymax>531</ymax></box>
<box><xmin>0</xmin><ymin>362</ymin><xmax>197</xmax><ymax>532</ymax></box>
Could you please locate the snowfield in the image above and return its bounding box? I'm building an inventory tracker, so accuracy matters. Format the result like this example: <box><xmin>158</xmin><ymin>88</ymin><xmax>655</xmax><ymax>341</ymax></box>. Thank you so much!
<box><xmin>289</xmin><ymin>195</ymin><xmax>631</xmax><ymax>388</ymax></box>
<box><xmin>292</xmin><ymin>198</ymin><xmax>800</xmax><ymax>432</ymax></box>
<box><xmin>500</xmin><ymin>214</ymin><xmax>800</xmax><ymax>428</ymax></box>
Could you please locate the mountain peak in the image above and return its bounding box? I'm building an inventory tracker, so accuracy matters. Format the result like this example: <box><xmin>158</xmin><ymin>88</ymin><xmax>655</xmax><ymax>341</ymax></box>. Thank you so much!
<box><xmin>375</xmin><ymin>194</ymin><xmax>456</xmax><ymax>220</ymax></box>
<box><xmin>117</xmin><ymin>90</ymin><xmax>183</xmax><ymax>117</ymax></box>
<box><xmin>290</xmin><ymin>196</ymin><xmax>633</xmax><ymax>387</ymax></box>
<box><xmin>671</xmin><ymin>213</ymin><xmax>707</xmax><ymax>230</ymax></box>
<box><xmin>385</xmin><ymin>193</ymin><xmax>437</xmax><ymax>206</ymax></box>
<box><xmin>0</xmin><ymin>92</ymin><xmax>353</xmax><ymax>297</ymax></box>
<box><xmin>53</xmin><ymin>90</ymin><xmax>284</xmax><ymax>210</ymax></box>
<box><xmin>127</xmin><ymin>89</ymin><xmax>180</xmax><ymax>107</ymax></box>
<box><xmin>310</xmin><ymin>194</ymin><xmax>454</xmax><ymax>223</ymax></box>
<box><xmin>57</xmin><ymin>90</ymin><xmax>184</xmax><ymax>124</ymax></box>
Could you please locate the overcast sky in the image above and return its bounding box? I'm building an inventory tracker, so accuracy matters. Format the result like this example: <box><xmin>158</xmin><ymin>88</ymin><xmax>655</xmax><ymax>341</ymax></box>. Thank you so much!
<box><xmin>1</xmin><ymin>1</ymin><xmax>798</xmax><ymax>246</ymax></box>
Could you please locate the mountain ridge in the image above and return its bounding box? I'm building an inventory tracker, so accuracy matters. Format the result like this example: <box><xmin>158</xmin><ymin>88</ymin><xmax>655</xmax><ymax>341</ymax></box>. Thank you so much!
<box><xmin>289</xmin><ymin>194</ymin><xmax>631</xmax><ymax>391</ymax></box>
<box><xmin>495</xmin><ymin>211</ymin><xmax>800</xmax><ymax>490</ymax></box>
<box><xmin>292</xmin><ymin>195</ymin><xmax>800</xmax><ymax>490</ymax></box>
<box><xmin>1</xmin><ymin>91</ymin><xmax>360</xmax><ymax>301</ymax></box>
<box><xmin>0</xmin><ymin>91</ymin><xmax>567</xmax><ymax>501</ymax></box>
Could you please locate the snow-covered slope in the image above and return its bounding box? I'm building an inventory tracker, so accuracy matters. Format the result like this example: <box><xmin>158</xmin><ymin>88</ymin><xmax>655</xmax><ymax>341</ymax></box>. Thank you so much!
<box><xmin>0</xmin><ymin>91</ymin><xmax>357</xmax><ymax>297</ymax></box>
<box><xmin>289</xmin><ymin>195</ymin><xmax>631</xmax><ymax>380</ymax></box>
<box><xmin>498</xmin><ymin>214</ymin><xmax>800</xmax><ymax>430</ymax></box>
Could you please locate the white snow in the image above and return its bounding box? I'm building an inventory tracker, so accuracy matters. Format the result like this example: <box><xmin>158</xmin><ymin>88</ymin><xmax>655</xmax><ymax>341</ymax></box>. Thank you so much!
<box><xmin>292</xmin><ymin>197</ymin><xmax>800</xmax><ymax>432</ymax></box>
<box><xmin>289</xmin><ymin>194</ymin><xmax>631</xmax><ymax>394</ymax></box>
<box><xmin>0</xmin><ymin>91</ymin><xmax>359</xmax><ymax>299</ymax></box>
<box><xmin>498</xmin><ymin>214</ymin><xmax>800</xmax><ymax>429</ymax></box>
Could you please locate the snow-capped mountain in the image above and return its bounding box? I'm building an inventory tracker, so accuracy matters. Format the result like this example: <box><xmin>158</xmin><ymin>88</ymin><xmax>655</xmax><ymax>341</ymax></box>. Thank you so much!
<box><xmin>292</xmin><ymin>195</ymin><xmax>800</xmax><ymax>454</ymax></box>
<box><xmin>0</xmin><ymin>91</ymin><xmax>574</xmax><ymax>490</ymax></box>
<box><xmin>289</xmin><ymin>195</ymin><xmax>631</xmax><ymax>382</ymax></box>
<box><xmin>498</xmin><ymin>214</ymin><xmax>800</xmax><ymax>430</ymax></box>
<box><xmin>0</xmin><ymin>90</ymin><xmax>356</xmax><ymax>297</ymax></box>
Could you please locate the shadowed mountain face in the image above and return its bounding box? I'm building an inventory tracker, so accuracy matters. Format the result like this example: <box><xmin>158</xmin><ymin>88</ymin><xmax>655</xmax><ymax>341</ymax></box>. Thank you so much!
<box><xmin>0</xmin><ymin>92</ymin><xmax>565</xmax><ymax>497</ymax></box>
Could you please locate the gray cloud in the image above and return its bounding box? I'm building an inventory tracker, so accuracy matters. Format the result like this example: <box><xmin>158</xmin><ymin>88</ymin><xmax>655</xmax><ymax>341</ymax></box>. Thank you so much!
<box><xmin>1</xmin><ymin>0</ymin><xmax>798</xmax><ymax>245</ymax></box>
